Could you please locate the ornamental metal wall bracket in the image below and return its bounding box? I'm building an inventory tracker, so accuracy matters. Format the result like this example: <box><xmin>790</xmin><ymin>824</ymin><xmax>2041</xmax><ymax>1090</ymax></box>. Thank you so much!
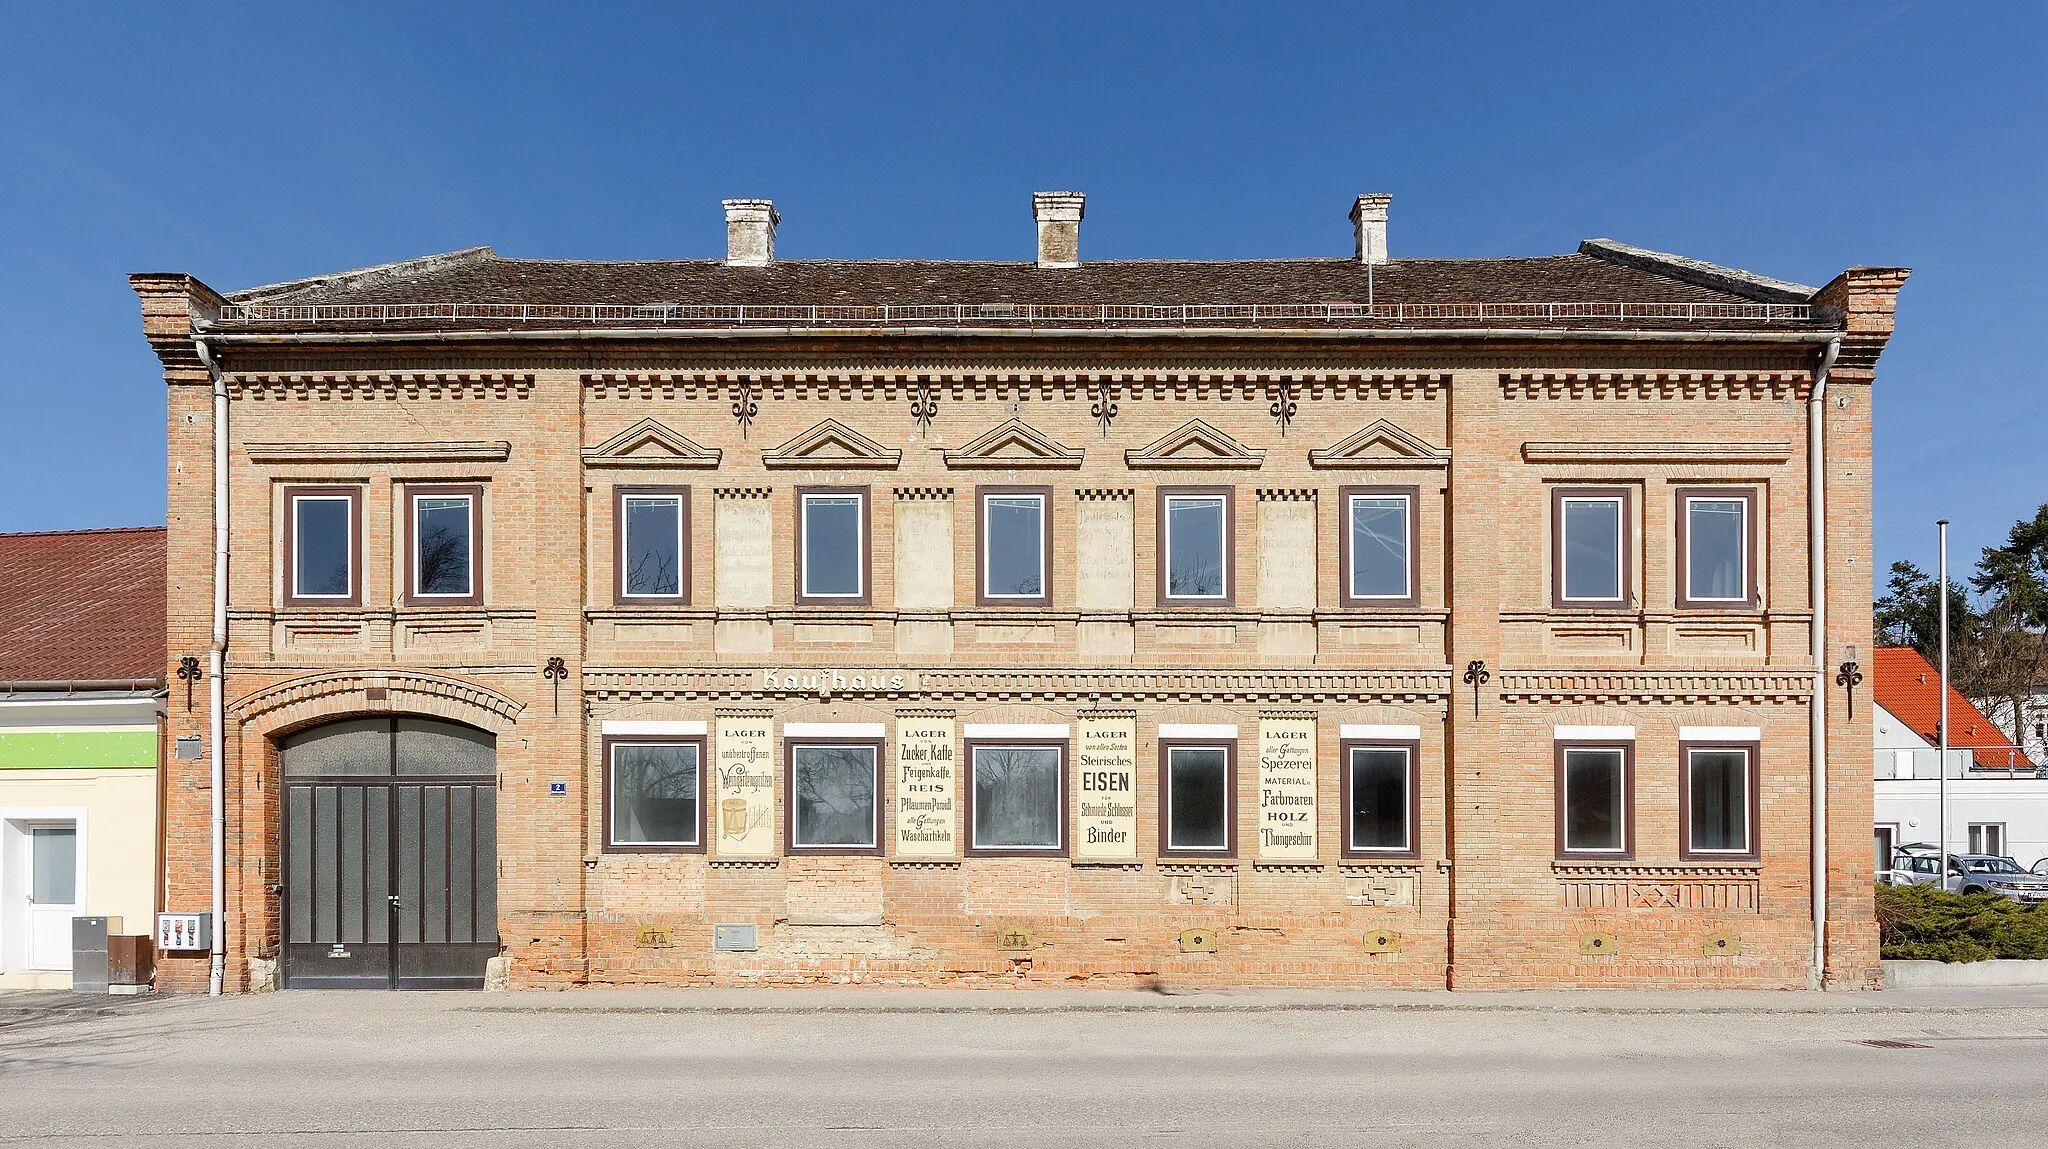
<box><xmin>176</xmin><ymin>656</ymin><xmax>203</xmax><ymax>710</ymax></box>
<box><xmin>909</xmin><ymin>382</ymin><xmax>938</xmax><ymax>435</ymax></box>
<box><xmin>1462</xmin><ymin>659</ymin><xmax>1490</xmax><ymax>718</ymax></box>
<box><xmin>542</xmin><ymin>656</ymin><xmax>570</xmax><ymax>715</ymax></box>
<box><xmin>731</xmin><ymin>381</ymin><xmax>759</xmax><ymax>438</ymax></box>
<box><xmin>1268</xmin><ymin>379</ymin><xmax>1298</xmax><ymax>436</ymax></box>
<box><xmin>1089</xmin><ymin>380</ymin><xmax>1119</xmax><ymax>438</ymax></box>
<box><xmin>1835</xmin><ymin>646</ymin><xmax>1864</xmax><ymax>719</ymax></box>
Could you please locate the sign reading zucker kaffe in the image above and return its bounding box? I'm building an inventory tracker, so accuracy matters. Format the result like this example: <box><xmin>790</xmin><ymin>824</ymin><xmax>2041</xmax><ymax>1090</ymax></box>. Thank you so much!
<box><xmin>1075</xmin><ymin>713</ymin><xmax>1138</xmax><ymax>861</ymax></box>
<box><xmin>895</xmin><ymin>717</ymin><xmax>957</xmax><ymax>857</ymax></box>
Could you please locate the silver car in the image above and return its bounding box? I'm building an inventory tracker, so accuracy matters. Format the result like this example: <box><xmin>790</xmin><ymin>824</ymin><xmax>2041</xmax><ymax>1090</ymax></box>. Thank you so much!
<box><xmin>1945</xmin><ymin>854</ymin><xmax>2048</xmax><ymax>902</ymax></box>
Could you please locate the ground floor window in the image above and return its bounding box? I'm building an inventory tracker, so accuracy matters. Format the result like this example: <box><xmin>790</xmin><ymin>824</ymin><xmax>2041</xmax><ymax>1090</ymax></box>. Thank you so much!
<box><xmin>966</xmin><ymin>741</ymin><xmax>1066</xmax><ymax>854</ymax></box>
<box><xmin>1874</xmin><ymin>824</ymin><xmax>1897</xmax><ymax>877</ymax></box>
<box><xmin>1342</xmin><ymin>741</ymin><xmax>1417</xmax><ymax>857</ymax></box>
<box><xmin>1681</xmin><ymin>743</ymin><xmax>1757</xmax><ymax>860</ymax></box>
<box><xmin>1556</xmin><ymin>743</ymin><xmax>1632</xmax><ymax>858</ymax></box>
<box><xmin>787</xmin><ymin>741</ymin><xmax>882</xmax><ymax>853</ymax></box>
<box><xmin>1968</xmin><ymin>822</ymin><xmax>2006</xmax><ymax>857</ymax></box>
<box><xmin>604</xmin><ymin>738</ymin><xmax>704</xmax><ymax>851</ymax></box>
<box><xmin>1159</xmin><ymin>742</ymin><xmax>1234</xmax><ymax>856</ymax></box>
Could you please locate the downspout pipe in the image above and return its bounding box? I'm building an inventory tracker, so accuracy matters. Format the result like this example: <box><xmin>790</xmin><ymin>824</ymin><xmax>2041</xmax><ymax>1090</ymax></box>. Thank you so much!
<box><xmin>1808</xmin><ymin>336</ymin><xmax>1840</xmax><ymax>988</ymax></box>
<box><xmin>195</xmin><ymin>338</ymin><xmax>228</xmax><ymax>997</ymax></box>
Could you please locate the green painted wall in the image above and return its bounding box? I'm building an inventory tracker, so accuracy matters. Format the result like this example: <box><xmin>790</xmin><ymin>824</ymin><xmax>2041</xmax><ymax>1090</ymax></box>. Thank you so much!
<box><xmin>0</xmin><ymin>729</ymin><xmax>157</xmax><ymax>769</ymax></box>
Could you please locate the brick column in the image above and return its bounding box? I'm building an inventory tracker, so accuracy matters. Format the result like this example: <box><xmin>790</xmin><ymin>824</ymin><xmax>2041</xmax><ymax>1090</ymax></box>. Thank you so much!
<box><xmin>1443</xmin><ymin>367</ymin><xmax>1505</xmax><ymax>986</ymax></box>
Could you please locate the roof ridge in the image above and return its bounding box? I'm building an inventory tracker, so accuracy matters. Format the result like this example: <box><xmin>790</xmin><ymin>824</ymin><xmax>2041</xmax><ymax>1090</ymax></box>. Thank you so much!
<box><xmin>0</xmin><ymin>525</ymin><xmax>166</xmax><ymax>539</ymax></box>
<box><xmin>229</xmin><ymin>246</ymin><xmax>497</xmax><ymax>302</ymax></box>
<box><xmin>1578</xmin><ymin>239</ymin><xmax>1815</xmax><ymax>304</ymax></box>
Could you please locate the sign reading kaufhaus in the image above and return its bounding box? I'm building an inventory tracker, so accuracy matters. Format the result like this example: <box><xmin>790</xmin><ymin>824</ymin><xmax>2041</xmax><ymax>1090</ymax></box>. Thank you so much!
<box><xmin>1258</xmin><ymin>717</ymin><xmax>1318</xmax><ymax>861</ymax></box>
<box><xmin>761</xmin><ymin>669</ymin><xmax>920</xmax><ymax>693</ymax></box>
<box><xmin>1075</xmin><ymin>713</ymin><xmax>1138</xmax><ymax>861</ymax></box>
<box><xmin>714</xmin><ymin>716</ymin><xmax>776</xmax><ymax>858</ymax></box>
<box><xmin>895</xmin><ymin>716</ymin><xmax>956</xmax><ymax>857</ymax></box>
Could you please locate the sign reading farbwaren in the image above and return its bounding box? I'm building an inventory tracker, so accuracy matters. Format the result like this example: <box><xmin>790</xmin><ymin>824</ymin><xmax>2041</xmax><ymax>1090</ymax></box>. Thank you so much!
<box><xmin>895</xmin><ymin>716</ymin><xmax>956</xmax><ymax>857</ymax></box>
<box><xmin>1258</xmin><ymin>717</ymin><xmax>1318</xmax><ymax>860</ymax></box>
<box><xmin>714</xmin><ymin>716</ymin><xmax>776</xmax><ymax>857</ymax></box>
<box><xmin>1074</xmin><ymin>714</ymin><xmax>1138</xmax><ymax>861</ymax></box>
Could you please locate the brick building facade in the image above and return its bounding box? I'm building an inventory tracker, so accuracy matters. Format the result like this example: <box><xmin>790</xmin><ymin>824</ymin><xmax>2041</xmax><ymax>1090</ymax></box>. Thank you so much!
<box><xmin>134</xmin><ymin>193</ymin><xmax>1907</xmax><ymax>991</ymax></box>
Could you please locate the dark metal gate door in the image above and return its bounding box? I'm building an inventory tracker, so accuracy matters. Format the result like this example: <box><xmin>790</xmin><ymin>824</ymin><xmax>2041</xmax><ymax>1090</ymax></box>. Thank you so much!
<box><xmin>282</xmin><ymin>717</ymin><xmax>498</xmax><ymax>989</ymax></box>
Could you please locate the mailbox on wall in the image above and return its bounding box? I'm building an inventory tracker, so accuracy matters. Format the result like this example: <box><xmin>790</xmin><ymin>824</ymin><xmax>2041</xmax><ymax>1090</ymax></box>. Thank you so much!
<box><xmin>155</xmin><ymin>913</ymin><xmax>212</xmax><ymax>953</ymax></box>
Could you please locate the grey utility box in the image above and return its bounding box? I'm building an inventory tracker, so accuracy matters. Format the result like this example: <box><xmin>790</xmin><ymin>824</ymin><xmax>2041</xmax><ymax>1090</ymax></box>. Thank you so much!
<box><xmin>71</xmin><ymin>915</ymin><xmax>118</xmax><ymax>994</ymax></box>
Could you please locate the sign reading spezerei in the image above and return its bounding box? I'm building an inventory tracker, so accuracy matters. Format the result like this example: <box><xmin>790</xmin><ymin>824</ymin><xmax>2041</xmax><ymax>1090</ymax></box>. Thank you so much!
<box><xmin>894</xmin><ymin>716</ymin><xmax>957</xmax><ymax>857</ymax></box>
<box><xmin>1074</xmin><ymin>713</ymin><xmax>1138</xmax><ymax>861</ymax></box>
<box><xmin>1258</xmin><ymin>716</ymin><xmax>1318</xmax><ymax>860</ymax></box>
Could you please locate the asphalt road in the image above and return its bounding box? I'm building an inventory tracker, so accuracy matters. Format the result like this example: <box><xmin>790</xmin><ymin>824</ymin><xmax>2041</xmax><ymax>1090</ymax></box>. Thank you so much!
<box><xmin>6</xmin><ymin>988</ymin><xmax>2048</xmax><ymax>1147</ymax></box>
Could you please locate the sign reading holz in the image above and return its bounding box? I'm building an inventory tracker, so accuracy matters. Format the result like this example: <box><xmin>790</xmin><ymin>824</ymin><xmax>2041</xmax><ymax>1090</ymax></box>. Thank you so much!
<box><xmin>715</xmin><ymin>717</ymin><xmax>776</xmax><ymax>857</ymax></box>
<box><xmin>1075</xmin><ymin>714</ymin><xmax>1138</xmax><ymax>861</ymax></box>
<box><xmin>1258</xmin><ymin>717</ymin><xmax>1318</xmax><ymax>860</ymax></box>
<box><xmin>895</xmin><ymin>717</ymin><xmax>956</xmax><ymax>857</ymax></box>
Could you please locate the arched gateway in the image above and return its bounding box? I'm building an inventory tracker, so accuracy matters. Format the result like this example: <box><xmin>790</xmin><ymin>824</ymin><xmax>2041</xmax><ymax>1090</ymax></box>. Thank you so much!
<box><xmin>279</xmin><ymin>717</ymin><xmax>498</xmax><ymax>989</ymax></box>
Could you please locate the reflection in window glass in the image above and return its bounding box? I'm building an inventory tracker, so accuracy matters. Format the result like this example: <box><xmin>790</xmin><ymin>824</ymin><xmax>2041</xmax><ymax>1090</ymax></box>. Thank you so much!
<box><xmin>983</xmin><ymin>495</ymin><xmax>1046</xmax><ymax>599</ymax></box>
<box><xmin>1561</xmin><ymin>497</ymin><xmax>1622</xmax><ymax>603</ymax></box>
<box><xmin>802</xmin><ymin>495</ymin><xmax>864</xmax><ymax>598</ymax></box>
<box><xmin>611</xmin><ymin>742</ymin><xmax>701</xmax><ymax>846</ymax></box>
<box><xmin>1348</xmin><ymin>747</ymin><xmax>1411</xmax><ymax>851</ymax></box>
<box><xmin>1165</xmin><ymin>496</ymin><xmax>1226</xmax><ymax>599</ymax></box>
<box><xmin>415</xmin><ymin>496</ymin><xmax>474</xmax><ymax>597</ymax></box>
<box><xmin>791</xmin><ymin>744</ymin><xmax>877</xmax><ymax>848</ymax></box>
<box><xmin>29</xmin><ymin>826</ymin><xmax>77</xmax><ymax>904</ymax></box>
<box><xmin>1166</xmin><ymin>746</ymin><xmax>1229</xmax><ymax>850</ymax></box>
<box><xmin>293</xmin><ymin>495</ymin><xmax>352</xmax><ymax>597</ymax></box>
<box><xmin>1562</xmin><ymin>747</ymin><xmax>1626</xmax><ymax>852</ymax></box>
<box><xmin>1687</xmin><ymin>748</ymin><xmax>1749</xmax><ymax>853</ymax></box>
<box><xmin>623</xmin><ymin>495</ymin><xmax>683</xmax><ymax>597</ymax></box>
<box><xmin>1348</xmin><ymin>495</ymin><xmax>1410</xmax><ymax>599</ymax></box>
<box><xmin>972</xmin><ymin>745</ymin><xmax>1062</xmax><ymax>849</ymax></box>
<box><xmin>1687</xmin><ymin>498</ymin><xmax>1747</xmax><ymax>602</ymax></box>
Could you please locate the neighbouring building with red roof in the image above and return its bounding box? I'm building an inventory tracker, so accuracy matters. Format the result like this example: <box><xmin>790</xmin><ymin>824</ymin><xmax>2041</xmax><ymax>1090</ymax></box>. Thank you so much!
<box><xmin>0</xmin><ymin>527</ymin><xmax>166</xmax><ymax>988</ymax></box>
<box><xmin>1872</xmin><ymin>645</ymin><xmax>2046</xmax><ymax>874</ymax></box>
<box><xmin>133</xmin><ymin>192</ymin><xmax>1908</xmax><ymax>992</ymax></box>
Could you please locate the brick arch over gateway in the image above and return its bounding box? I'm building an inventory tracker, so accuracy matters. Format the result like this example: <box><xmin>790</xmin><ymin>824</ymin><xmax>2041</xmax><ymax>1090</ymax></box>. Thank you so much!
<box><xmin>229</xmin><ymin>670</ymin><xmax>525</xmax><ymax>740</ymax></box>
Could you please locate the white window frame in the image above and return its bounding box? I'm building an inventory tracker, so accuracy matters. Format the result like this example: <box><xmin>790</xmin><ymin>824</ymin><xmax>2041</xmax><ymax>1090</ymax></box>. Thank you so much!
<box><xmin>605</xmin><ymin>739</ymin><xmax>704</xmax><ymax>850</ymax></box>
<box><xmin>1682</xmin><ymin>744</ymin><xmax>1755</xmax><ymax>858</ymax></box>
<box><xmin>1161</xmin><ymin>492</ymin><xmax>1230</xmax><ymax>603</ymax></box>
<box><xmin>409</xmin><ymin>489</ymin><xmax>478</xmax><ymax>601</ymax></box>
<box><xmin>965</xmin><ymin>741</ymin><xmax>1067</xmax><ymax>854</ymax></box>
<box><xmin>1344</xmin><ymin>490</ymin><xmax>1413</xmax><ymax>603</ymax></box>
<box><xmin>1683</xmin><ymin>493</ymin><xmax>1751</xmax><ymax>605</ymax></box>
<box><xmin>1558</xmin><ymin>493</ymin><xmax>1626</xmax><ymax>606</ymax></box>
<box><xmin>1968</xmin><ymin>822</ymin><xmax>2006</xmax><ymax>857</ymax></box>
<box><xmin>619</xmin><ymin>491</ymin><xmax>687</xmax><ymax>600</ymax></box>
<box><xmin>980</xmin><ymin>490</ymin><xmax>1048</xmax><ymax>603</ymax></box>
<box><xmin>1558</xmin><ymin>744</ymin><xmax>1630</xmax><ymax>857</ymax></box>
<box><xmin>1161</xmin><ymin>742</ymin><xmax>1234</xmax><ymax>855</ymax></box>
<box><xmin>289</xmin><ymin>491</ymin><xmax>356</xmax><ymax>602</ymax></box>
<box><xmin>799</xmin><ymin>491</ymin><xmax>867</xmax><ymax>602</ymax></box>
<box><xmin>1343</xmin><ymin>742</ymin><xmax>1415</xmax><ymax>856</ymax></box>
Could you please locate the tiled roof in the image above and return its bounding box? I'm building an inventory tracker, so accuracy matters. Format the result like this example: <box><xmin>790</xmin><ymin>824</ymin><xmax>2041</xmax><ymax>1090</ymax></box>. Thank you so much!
<box><xmin>0</xmin><ymin>527</ymin><xmax>166</xmax><ymax>686</ymax></box>
<box><xmin>208</xmin><ymin>243</ymin><xmax>1833</xmax><ymax>334</ymax></box>
<box><xmin>1872</xmin><ymin>646</ymin><xmax>2030</xmax><ymax>769</ymax></box>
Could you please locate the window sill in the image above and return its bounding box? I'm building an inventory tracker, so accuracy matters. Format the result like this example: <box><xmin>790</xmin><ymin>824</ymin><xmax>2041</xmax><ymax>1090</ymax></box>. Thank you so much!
<box><xmin>1552</xmin><ymin>861</ymin><xmax>1761</xmax><ymax>877</ymax></box>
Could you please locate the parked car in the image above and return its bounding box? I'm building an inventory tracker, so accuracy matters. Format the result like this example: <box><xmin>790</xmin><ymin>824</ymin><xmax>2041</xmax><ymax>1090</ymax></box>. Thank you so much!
<box><xmin>2033</xmin><ymin>858</ymin><xmax>2048</xmax><ymax>878</ymax></box>
<box><xmin>1945</xmin><ymin>854</ymin><xmax>2048</xmax><ymax>902</ymax></box>
<box><xmin>1884</xmin><ymin>844</ymin><xmax>1943</xmax><ymax>887</ymax></box>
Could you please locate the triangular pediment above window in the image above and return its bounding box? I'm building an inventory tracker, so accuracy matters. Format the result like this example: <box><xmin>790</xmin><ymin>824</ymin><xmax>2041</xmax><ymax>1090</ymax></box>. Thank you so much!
<box><xmin>762</xmin><ymin>419</ymin><xmax>903</xmax><ymax>469</ymax></box>
<box><xmin>1308</xmin><ymin>420</ymin><xmax>1450</xmax><ymax>469</ymax></box>
<box><xmin>581</xmin><ymin>418</ymin><xmax>722</xmax><ymax>468</ymax></box>
<box><xmin>940</xmin><ymin>419</ymin><xmax>1084</xmax><ymax>469</ymax></box>
<box><xmin>1123</xmin><ymin>419</ymin><xmax>1265</xmax><ymax>469</ymax></box>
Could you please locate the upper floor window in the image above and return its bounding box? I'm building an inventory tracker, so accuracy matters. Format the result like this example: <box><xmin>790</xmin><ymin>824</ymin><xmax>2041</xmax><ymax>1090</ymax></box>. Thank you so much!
<box><xmin>1159</xmin><ymin>487</ymin><xmax>1232</xmax><ymax>606</ymax></box>
<box><xmin>1677</xmin><ymin>488</ymin><xmax>1756</xmax><ymax>608</ymax></box>
<box><xmin>407</xmin><ymin>485</ymin><xmax>482</xmax><ymax>606</ymax></box>
<box><xmin>1553</xmin><ymin>487</ymin><xmax>1630</xmax><ymax>609</ymax></box>
<box><xmin>616</xmin><ymin>487</ymin><xmax>689</xmax><ymax>603</ymax></box>
<box><xmin>978</xmin><ymin>487</ymin><xmax>1050</xmax><ymax>606</ymax></box>
<box><xmin>797</xmin><ymin>488</ymin><xmax>868</xmax><ymax>605</ymax></box>
<box><xmin>1556</xmin><ymin>741</ymin><xmax>1633</xmax><ymax>858</ymax></box>
<box><xmin>1681</xmin><ymin>742</ymin><xmax>1757</xmax><ymax>860</ymax></box>
<box><xmin>283</xmin><ymin>486</ymin><xmax>359</xmax><ymax>606</ymax></box>
<box><xmin>1341</xmin><ymin>486</ymin><xmax>1417</xmax><ymax>607</ymax></box>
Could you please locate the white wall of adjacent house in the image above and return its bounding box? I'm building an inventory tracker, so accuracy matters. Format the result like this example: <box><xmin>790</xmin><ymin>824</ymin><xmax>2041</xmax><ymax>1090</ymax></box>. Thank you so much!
<box><xmin>1874</xmin><ymin>704</ymin><xmax>2048</xmax><ymax>873</ymax></box>
<box><xmin>0</xmin><ymin>696</ymin><xmax>161</xmax><ymax>989</ymax></box>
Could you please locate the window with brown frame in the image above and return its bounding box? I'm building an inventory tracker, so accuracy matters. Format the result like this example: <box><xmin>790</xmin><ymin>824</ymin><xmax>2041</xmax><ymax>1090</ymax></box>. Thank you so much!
<box><xmin>405</xmin><ymin>484</ymin><xmax>483</xmax><ymax>606</ymax></box>
<box><xmin>1679</xmin><ymin>741</ymin><xmax>1759</xmax><ymax>860</ymax></box>
<box><xmin>602</xmin><ymin>735</ymin><xmax>707</xmax><ymax>852</ymax></box>
<box><xmin>1340</xmin><ymin>739</ymin><xmax>1420</xmax><ymax>858</ymax></box>
<box><xmin>1675</xmin><ymin>487</ymin><xmax>1758</xmax><ymax>609</ymax></box>
<box><xmin>1555</xmin><ymin>741</ymin><xmax>1634</xmax><ymax>859</ymax></box>
<box><xmin>1552</xmin><ymin>487</ymin><xmax>1631</xmax><ymax>609</ymax></box>
<box><xmin>282</xmin><ymin>485</ymin><xmax>361</xmax><ymax>607</ymax></box>
<box><xmin>785</xmin><ymin>738</ymin><xmax>884</xmax><ymax>854</ymax></box>
<box><xmin>964</xmin><ymin>738</ymin><xmax>1067</xmax><ymax>855</ymax></box>
<box><xmin>977</xmin><ymin>486</ymin><xmax>1052</xmax><ymax>607</ymax></box>
<box><xmin>614</xmin><ymin>486</ymin><xmax>691</xmax><ymax>604</ymax></box>
<box><xmin>1157</xmin><ymin>486</ymin><xmax>1233</xmax><ymax>607</ymax></box>
<box><xmin>796</xmin><ymin>487</ymin><xmax>870</xmax><ymax>606</ymax></box>
<box><xmin>1158</xmin><ymin>739</ymin><xmax>1235</xmax><ymax>857</ymax></box>
<box><xmin>1340</xmin><ymin>486</ymin><xmax>1419</xmax><ymax>607</ymax></box>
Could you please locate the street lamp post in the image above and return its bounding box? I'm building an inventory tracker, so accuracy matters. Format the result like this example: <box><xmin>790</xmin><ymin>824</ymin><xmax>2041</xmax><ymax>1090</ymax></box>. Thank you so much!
<box><xmin>1938</xmin><ymin>519</ymin><xmax>1950</xmax><ymax>889</ymax></box>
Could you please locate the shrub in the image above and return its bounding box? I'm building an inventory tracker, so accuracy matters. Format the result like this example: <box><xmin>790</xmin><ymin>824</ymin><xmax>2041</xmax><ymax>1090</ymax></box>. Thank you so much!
<box><xmin>1876</xmin><ymin>882</ymin><xmax>2048</xmax><ymax>962</ymax></box>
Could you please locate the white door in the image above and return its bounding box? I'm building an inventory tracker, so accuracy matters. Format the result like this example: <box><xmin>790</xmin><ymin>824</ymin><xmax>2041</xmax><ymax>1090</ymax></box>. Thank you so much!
<box><xmin>26</xmin><ymin>824</ymin><xmax>78</xmax><ymax>971</ymax></box>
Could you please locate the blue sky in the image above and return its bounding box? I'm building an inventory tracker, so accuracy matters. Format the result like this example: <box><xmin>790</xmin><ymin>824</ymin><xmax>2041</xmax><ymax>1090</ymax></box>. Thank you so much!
<box><xmin>1</xmin><ymin>2</ymin><xmax>2039</xmax><ymax>581</ymax></box>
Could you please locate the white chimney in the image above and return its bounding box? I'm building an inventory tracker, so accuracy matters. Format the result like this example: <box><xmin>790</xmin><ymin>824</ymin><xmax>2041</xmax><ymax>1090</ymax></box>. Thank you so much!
<box><xmin>1033</xmin><ymin>191</ymin><xmax>1085</xmax><ymax>269</ymax></box>
<box><xmin>723</xmin><ymin>199</ymin><xmax>779</xmax><ymax>266</ymax></box>
<box><xmin>1350</xmin><ymin>194</ymin><xmax>1390</xmax><ymax>266</ymax></box>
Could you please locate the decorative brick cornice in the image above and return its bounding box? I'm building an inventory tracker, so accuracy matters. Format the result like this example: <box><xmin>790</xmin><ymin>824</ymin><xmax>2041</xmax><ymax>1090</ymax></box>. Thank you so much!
<box><xmin>583</xmin><ymin>667</ymin><xmax>1453</xmax><ymax>703</ymax></box>
<box><xmin>713</xmin><ymin>486</ymin><xmax>774</xmax><ymax>500</ymax></box>
<box><xmin>245</xmin><ymin>441</ymin><xmax>511</xmax><ymax>464</ymax></box>
<box><xmin>1500</xmin><ymin>371</ymin><xmax>1808</xmax><ymax>401</ymax></box>
<box><xmin>891</xmin><ymin>487</ymin><xmax>955</xmax><ymax>501</ymax></box>
<box><xmin>1498</xmin><ymin>670</ymin><xmax>1813</xmax><ymax>705</ymax></box>
<box><xmin>1255</xmin><ymin>488</ymin><xmax>1318</xmax><ymax>502</ymax></box>
<box><xmin>228</xmin><ymin>372</ymin><xmax>535</xmax><ymax>401</ymax></box>
<box><xmin>1520</xmin><ymin>441</ymin><xmax>1792</xmax><ymax>465</ymax></box>
<box><xmin>1074</xmin><ymin>488</ymin><xmax>1134</xmax><ymax>501</ymax></box>
<box><xmin>583</xmin><ymin>371</ymin><xmax>1448</xmax><ymax>402</ymax></box>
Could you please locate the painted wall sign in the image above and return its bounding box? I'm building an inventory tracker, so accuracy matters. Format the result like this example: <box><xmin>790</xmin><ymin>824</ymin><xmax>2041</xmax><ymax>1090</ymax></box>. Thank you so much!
<box><xmin>1074</xmin><ymin>713</ymin><xmax>1138</xmax><ymax>861</ymax></box>
<box><xmin>895</xmin><ymin>716</ymin><xmax>957</xmax><ymax>857</ymax></box>
<box><xmin>714</xmin><ymin>716</ymin><xmax>777</xmax><ymax>857</ymax></box>
<box><xmin>1257</xmin><ymin>716</ymin><xmax>1318</xmax><ymax>861</ymax></box>
<box><xmin>760</xmin><ymin>669</ymin><xmax>921</xmax><ymax>693</ymax></box>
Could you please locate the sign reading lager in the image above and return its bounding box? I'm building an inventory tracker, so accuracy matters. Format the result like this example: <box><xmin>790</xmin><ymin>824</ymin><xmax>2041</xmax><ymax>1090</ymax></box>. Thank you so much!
<box><xmin>714</xmin><ymin>716</ymin><xmax>776</xmax><ymax>857</ymax></box>
<box><xmin>1074</xmin><ymin>713</ymin><xmax>1138</xmax><ymax>861</ymax></box>
<box><xmin>894</xmin><ymin>716</ymin><xmax>957</xmax><ymax>857</ymax></box>
<box><xmin>1258</xmin><ymin>716</ymin><xmax>1318</xmax><ymax>861</ymax></box>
